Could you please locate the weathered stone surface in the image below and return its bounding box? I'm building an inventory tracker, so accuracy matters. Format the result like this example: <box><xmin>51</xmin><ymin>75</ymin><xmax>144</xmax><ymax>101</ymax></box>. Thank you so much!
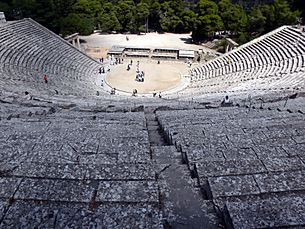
<box><xmin>208</xmin><ymin>175</ymin><xmax>260</xmax><ymax>198</ymax></box>
<box><xmin>1</xmin><ymin>201</ymin><xmax>162</xmax><ymax>229</ymax></box>
<box><xmin>253</xmin><ymin>145</ymin><xmax>288</xmax><ymax>158</ymax></box>
<box><xmin>97</xmin><ymin>181</ymin><xmax>159</xmax><ymax>203</ymax></box>
<box><xmin>282</xmin><ymin>143</ymin><xmax>305</xmax><ymax>157</ymax></box>
<box><xmin>261</xmin><ymin>157</ymin><xmax>305</xmax><ymax>172</ymax></box>
<box><xmin>0</xmin><ymin>177</ymin><xmax>22</xmax><ymax>199</ymax></box>
<box><xmin>15</xmin><ymin>179</ymin><xmax>95</xmax><ymax>202</ymax></box>
<box><xmin>293</xmin><ymin>135</ymin><xmax>305</xmax><ymax>144</ymax></box>
<box><xmin>196</xmin><ymin>159</ymin><xmax>266</xmax><ymax>178</ymax></box>
<box><xmin>187</xmin><ymin>149</ymin><xmax>225</xmax><ymax>162</ymax></box>
<box><xmin>118</xmin><ymin>148</ymin><xmax>151</xmax><ymax>163</ymax></box>
<box><xmin>23</xmin><ymin>150</ymin><xmax>79</xmax><ymax>164</ymax></box>
<box><xmin>223</xmin><ymin>147</ymin><xmax>258</xmax><ymax>160</ymax></box>
<box><xmin>79</xmin><ymin>153</ymin><xmax>119</xmax><ymax>165</ymax></box>
<box><xmin>254</xmin><ymin>170</ymin><xmax>305</xmax><ymax>193</ymax></box>
<box><xmin>226</xmin><ymin>195</ymin><xmax>305</xmax><ymax>229</ymax></box>
<box><xmin>13</xmin><ymin>162</ymin><xmax>88</xmax><ymax>180</ymax></box>
<box><xmin>88</xmin><ymin>163</ymin><xmax>155</xmax><ymax>180</ymax></box>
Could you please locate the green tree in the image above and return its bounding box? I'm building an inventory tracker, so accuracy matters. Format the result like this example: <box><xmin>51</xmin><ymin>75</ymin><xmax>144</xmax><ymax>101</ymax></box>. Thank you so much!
<box><xmin>97</xmin><ymin>3</ymin><xmax>121</xmax><ymax>32</ymax></box>
<box><xmin>0</xmin><ymin>2</ymin><xmax>10</xmax><ymax>16</ymax></box>
<box><xmin>260</xmin><ymin>0</ymin><xmax>300</xmax><ymax>32</ymax></box>
<box><xmin>61</xmin><ymin>13</ymin><xmax>94</xmax><ymax>35</ymax></box>
<box><xmin>179</xmin><ymin>9</ymin><xmax>197</xmax><ymax>32</ymax></box>
<box><xmin>192</xmin><ymin>0</ymin><xmax>224</xmax><ymax>41</ymax></box>
<box><xmin>273</xmin><ymin>0</ymin><xmax>300</xmax><ymax>27</ymax></box>
<box><xmin>72</xmin><ymin>0</ymin><xmax>101</xmax><ymax>18</ymax></box>
<box><xmin>133</xmin><ymin>2</ymin><xmax>150</xmax><ymax>33</ymax></box>
<box><xmin>248</xmin><ymin>6</ymin><xmax>266</xmax><ymax>34</ymax></box>
<box><xmin>148</xmin><ymin>0</ymin><xmax>161</xmax><ymax>31</ymax></box>
<box><xmin>114</xmin><ymin>0</ymin><xmax>135</xmax><ymax>32</ymax></box>
<box><xmin>218</xmin><ymin>0</ymin><xmax>247</xmax><ymax>34</ymax></box>
<box><xmin>159</xmin><ymin>0</ymin><xmax>185</xmax><ymax>32</ymax></box>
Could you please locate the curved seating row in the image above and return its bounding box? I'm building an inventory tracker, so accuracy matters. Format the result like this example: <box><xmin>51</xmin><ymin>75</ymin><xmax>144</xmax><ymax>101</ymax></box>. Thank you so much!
<box><xmin>0</xmin><ymin>19</ymin><xmax>103</xmax><ymax>96</ymax></box>
<box><xmin>187</xmin><ymin>26</ymin><xmax>305</xmax><ymax>96</ymax></box>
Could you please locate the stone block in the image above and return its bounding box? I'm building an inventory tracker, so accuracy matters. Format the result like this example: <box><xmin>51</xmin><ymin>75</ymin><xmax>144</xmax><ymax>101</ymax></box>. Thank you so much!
<box><xmin>13</xmin><ymin>162</ymin><xmax>88</xmax><ymax>180</ymax></box>
<box><xmin>196</xmin><ymin>159</ymin><xmax>266</xmax><ymax>178</ymax></box>
<box><xmin>208</xmin><ymin>175</ymin><xmax>260</xmax><ymax>198</ymax></box>
<box><xmin>97</xmin><ymin>181</ymin><xmax>159</xmax><ymax>203</ymax></box>
<box><xmin>261</xmin><ymin>156</ymin><xmax>305</xmax><ymax>172</ymax></box>
<box><xmin>1</xmin><ymin>201</ymin><xmax>163</xmax><ymax>228</ymax></box>
<box><xmin>88</xmin><ymin>163</ymin><xmax>155</xmax><ymax>180</ymax></box>
<box><xmin>15</xmin><ymin>179</ymin><xmax>94</xmax><ymax>202</ymax></box>
<box><xmin>226</xmin><ymin>195</ymin><xmax>305</xmax><ymax>228</ymax></box>
<box><xmin>0</xmin><ymin>177</ymin><xmax>22</xmax><ymax>199</ymax></box>
<box><xmin>254</xmin><ymin>170</ymin><xmax>305</xmax><ymax>193</ymax></box>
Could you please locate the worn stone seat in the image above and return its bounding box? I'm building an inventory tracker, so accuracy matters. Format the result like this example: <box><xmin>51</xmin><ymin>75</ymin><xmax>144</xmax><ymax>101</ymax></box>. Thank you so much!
<box><xmin>156</xmin><ymin>104</ymin><xmax>305</xmax><ymax>228</ymax></box>
<box><xmin>187</xmin><ymin>26</ymin><xmax>305</xmax><ymax>97</ymax></box>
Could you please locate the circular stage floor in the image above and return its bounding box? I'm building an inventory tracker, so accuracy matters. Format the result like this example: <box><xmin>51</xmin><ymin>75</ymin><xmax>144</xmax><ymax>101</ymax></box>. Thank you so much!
<box><xmin>106</xmin><ymin>60</ymin><xmax>188</xmax><ymax>94</ymax></box>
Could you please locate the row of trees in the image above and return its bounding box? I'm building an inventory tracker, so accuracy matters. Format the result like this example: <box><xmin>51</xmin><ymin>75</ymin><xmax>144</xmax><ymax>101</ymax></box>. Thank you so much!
<box><xmin>0</xmin><ymin>0</ymin><xmax>303</xmax><ymax>43</ymax></box>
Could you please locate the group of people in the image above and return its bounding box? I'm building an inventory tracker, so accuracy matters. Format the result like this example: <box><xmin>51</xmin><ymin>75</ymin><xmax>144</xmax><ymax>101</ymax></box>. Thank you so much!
<box><xmin>136</xmin><ymin>61</ymin><xmax>145</xmax><ymax>82</ymax></box>
<box><xmin>109</xmin><ymin>55</ymin><xmax>123</xmax><ymax>66</ymax></box>
<box><xmin>136</xmin><ymin>71</ymin><xmax>145</xmax><ymax>82</ymax></box>
<box><xmin>110</xmin><ymin>88</ymin><xmax>116</xmax><ymax>95</ymax></box>
<box><xmin>99</xmin><ymin>67</ymin><xmax>105</xmax><ymax>74</ymax></box>
<box><xmin>153</xmin><ymin>92</ymin><xmax>162</xmax><ymax>98</ymax></box>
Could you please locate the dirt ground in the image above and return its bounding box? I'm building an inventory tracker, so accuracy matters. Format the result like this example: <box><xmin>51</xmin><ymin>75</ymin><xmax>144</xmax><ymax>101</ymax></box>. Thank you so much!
<box><xmin>80</xmin><ymin>32</ymin><xmax>209</xmax><ymax>93</ymax></box>
<box><xmin>85</xmin><ymin>47</ymin><xmax>109</xmax><ymax>58</ymax></box>
<box><xmin>80</xmin><ymin>32</ymin><xmax>208</xmax><ymax>50</ymax></box>
<box><xmin>106</xmin><ymin>59</ymin><xmax>189</xmax><ymax>94</ymax></box>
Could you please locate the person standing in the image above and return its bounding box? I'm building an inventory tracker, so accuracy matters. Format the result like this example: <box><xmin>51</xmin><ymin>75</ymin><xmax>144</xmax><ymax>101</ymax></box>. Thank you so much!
<box><xmin>43</xmin><ymin>74</ymin><xmax>48</xmax><ymax>84</ymax></box>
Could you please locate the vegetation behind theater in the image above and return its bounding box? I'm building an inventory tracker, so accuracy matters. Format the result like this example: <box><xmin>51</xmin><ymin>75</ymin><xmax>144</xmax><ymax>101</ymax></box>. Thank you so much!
<box><xmin>0</xmin><ymin>0</ymin><xmax>303</xmax><ymax>44</ymax></box>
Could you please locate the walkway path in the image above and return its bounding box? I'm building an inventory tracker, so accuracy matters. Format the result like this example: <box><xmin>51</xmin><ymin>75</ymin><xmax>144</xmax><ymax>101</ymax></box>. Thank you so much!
<box><xmin>144</xmin><ymin>107</ymin><xmax>221</xmax><ymax>228</ymax></box>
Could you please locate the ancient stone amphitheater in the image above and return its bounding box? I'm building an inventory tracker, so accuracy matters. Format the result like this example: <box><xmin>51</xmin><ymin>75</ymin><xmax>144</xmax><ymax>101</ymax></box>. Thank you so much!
<box><xmin>0</xmin><ymin>17</ymin><xmax>305</xmax><ymax>229</ymax></box>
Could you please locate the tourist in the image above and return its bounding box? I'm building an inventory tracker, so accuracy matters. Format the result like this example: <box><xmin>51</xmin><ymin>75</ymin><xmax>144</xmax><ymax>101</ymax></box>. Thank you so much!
<box><xmin>221</xmin><ymin>95</ymin><xmax>233</xmax><ymax>106</ymax></box>
<box><xmin>158</xmin><ymin>92</ymin><xmax>162</xmax><ymax>98</ymax></box>
<box><xmin>132</xmin><ymin>89</ymin><xmax>137</xmax><ymax>96</ymax></box>
<box><xmin>24</xmin><ymin>91</ymin><xmax>32</xmax><ymax>100</ymax></box>
<box><xmin>43</xmin><ymin>74</ymin><xmax>48</xmax><ymax>83</ymax></box>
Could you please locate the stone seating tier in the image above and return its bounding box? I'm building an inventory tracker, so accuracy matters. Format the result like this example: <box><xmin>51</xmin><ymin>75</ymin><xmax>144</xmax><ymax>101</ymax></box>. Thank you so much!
<box><xmin>188</xmin><ymin>26</ymin><xmax>305</xmax><ymax>97</ymax></box>
<box><xmin>0</xmin><ymin>19</ymin><xmax>102</xmax><ymax>97</ymax></box>
<box><xmin>156</xmin><ymin>106</ymin><xmax>305</xmax><ymax>228</ymax></box>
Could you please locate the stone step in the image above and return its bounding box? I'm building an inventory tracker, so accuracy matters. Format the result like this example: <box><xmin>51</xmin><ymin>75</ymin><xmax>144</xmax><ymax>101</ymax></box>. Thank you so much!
<box><xmin>146</xmin><ymin>120</ymin><xmax>158</xmax><ymax>126</ymax></box>
<box><xmin>152</xmin><ymin>146</ymin><xmax>181</xmax><ymax>163</ymax></box>
<box><xmin>159</xmin><ymin>157</ymin><xmax>220</xmax><ymax>229</ymax></box>
<box><xmin>147</xmin><ymin>125</ymin><xmax>159</xmax><ymax>131</ymax></box>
